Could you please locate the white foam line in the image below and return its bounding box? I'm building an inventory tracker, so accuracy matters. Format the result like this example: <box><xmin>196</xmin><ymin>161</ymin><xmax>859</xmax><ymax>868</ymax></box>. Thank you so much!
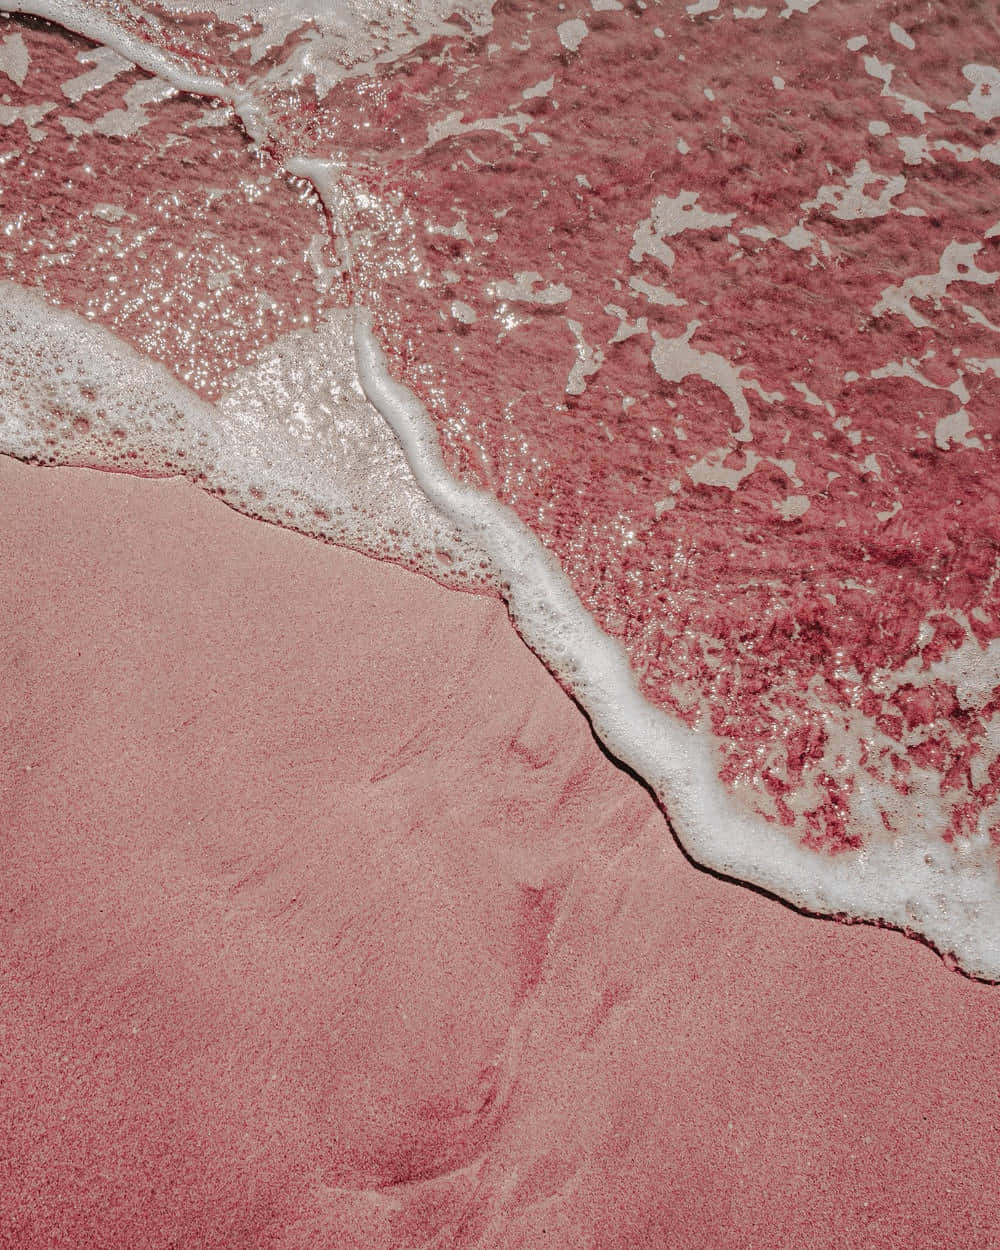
<box><xmin>6</xmin><ymin>0</ymin><xmax>269</xmax><ymax>141</ymax></box>
<box><xmin>354</xmin><ymin>316</ymin><xmax>1000</xmax><ymax>981</ymax></box>
<box><xmin>10</xmin><ymin>0</ymin><xmax>1000</xmax><ymax>979</ymax></box>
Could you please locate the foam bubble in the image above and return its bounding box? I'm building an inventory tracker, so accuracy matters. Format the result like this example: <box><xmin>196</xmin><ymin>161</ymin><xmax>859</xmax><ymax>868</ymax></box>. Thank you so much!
<box><xmin>0</xmin><ymin>281</ymin><xmax>496</xmax><ymax>591</ymax></box>
<box><xmin>17</xmin><ymin>0</ymin><xmax>497</xmax><ymax>100</ymax></box>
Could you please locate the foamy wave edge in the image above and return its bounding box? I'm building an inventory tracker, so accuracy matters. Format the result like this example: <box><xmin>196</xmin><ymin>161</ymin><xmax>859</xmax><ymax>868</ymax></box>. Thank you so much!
<box><xmin>7</xmin><ymin>0</ymin><xmax>1000</xmax><ymax>980</ymax></box>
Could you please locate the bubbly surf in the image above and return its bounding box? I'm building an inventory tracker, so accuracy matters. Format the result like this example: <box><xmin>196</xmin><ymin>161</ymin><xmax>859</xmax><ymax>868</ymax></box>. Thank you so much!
<box><xmin>2</xmin><ymin>0</ymin><xmax>999</xmax><ymax>977</ymax></box>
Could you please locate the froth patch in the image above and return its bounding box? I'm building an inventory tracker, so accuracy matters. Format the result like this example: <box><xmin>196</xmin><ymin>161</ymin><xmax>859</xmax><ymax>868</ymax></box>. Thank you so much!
<box><xmin>0</xmin><ymin>282</ymin><xmax>496</xmax><ymax>591</ymax></box>
<box><xmin>41</xmin><ymin>0</ymin><xmax>500</xmax><ymax>97</ymax></box>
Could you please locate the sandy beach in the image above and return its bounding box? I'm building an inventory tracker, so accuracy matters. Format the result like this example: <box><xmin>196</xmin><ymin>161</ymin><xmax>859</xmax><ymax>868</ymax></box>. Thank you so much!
<box><xmin>3</xmin><ymin>0</ymin><xmax>1000</xmax><ymax>1242</ymax></box>
<box><xmin>3</xmin><ymin>452</ymin><xmax>998</xmax><ymax>1249</ymax></box>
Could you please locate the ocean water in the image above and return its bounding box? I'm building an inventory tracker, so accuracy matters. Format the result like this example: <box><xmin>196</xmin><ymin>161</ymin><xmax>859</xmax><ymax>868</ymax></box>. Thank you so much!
<box><xmin>2</xmin><ymin>0</ymin><xmax>999</xmax><ymax>975</ymax></box>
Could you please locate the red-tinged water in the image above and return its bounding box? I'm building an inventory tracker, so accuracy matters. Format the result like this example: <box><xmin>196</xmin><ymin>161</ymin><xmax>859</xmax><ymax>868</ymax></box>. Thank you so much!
<box><xmin>0</xmin><ymin>17</ymin><xmax>344</xmax><ymax>397</ymax></box>
<box><xmin>2</xmin><ymin>6</ymin><xmax>1000</xmax><ymax>931</ymax></box>
<box><xmin>5</xmin><ymin>3</ymin><xmax>999</xmax><ymax>860</ymax></box>
<box><xmin>310</xmin><ymin>0</ymin><xmax>1000</xmax><ymax>854</ymax></box>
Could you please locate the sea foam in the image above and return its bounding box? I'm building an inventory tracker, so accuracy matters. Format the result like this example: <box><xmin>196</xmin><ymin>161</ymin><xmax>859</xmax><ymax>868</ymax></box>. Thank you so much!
<box><xmin>4</xmin><ymin>0</ymin><xmax>1000</xmax><ymax>979</ymax></box>
<box><xmin>0</xmin><ymin>281</ymin><xmax>495</xmax><ymax>589</ymax></box>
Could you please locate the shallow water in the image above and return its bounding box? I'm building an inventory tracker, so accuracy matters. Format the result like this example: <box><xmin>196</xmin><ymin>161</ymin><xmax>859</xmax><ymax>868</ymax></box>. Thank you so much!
<box><xmin>2</xmin><ymin>0</ymin><xmax>999</xmax><ymax>973</ymax></box>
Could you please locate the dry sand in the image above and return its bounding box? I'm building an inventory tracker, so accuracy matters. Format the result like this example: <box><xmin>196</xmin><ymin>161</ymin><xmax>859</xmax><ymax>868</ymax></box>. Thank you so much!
<box><xmin>2</xmin><ymin>453</ymin><xmax>998</xmax><ymax>1249</ymax></box>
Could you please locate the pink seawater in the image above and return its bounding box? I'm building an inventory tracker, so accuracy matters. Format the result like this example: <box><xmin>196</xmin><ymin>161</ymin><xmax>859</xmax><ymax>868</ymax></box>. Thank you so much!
<box><xmin>314</xmin><ymin>0</ymin><xmax>1000</xmax><ymax>859</ymax></box>
<box><xmin>2</xmin><ymin>4</ymin><xmax>1000</xmax><ymax>949</ymax></box>
<box><xmin>0</xmin><ymin>18</ymin><xmax>341</xmax><ymax>400</ymax></box>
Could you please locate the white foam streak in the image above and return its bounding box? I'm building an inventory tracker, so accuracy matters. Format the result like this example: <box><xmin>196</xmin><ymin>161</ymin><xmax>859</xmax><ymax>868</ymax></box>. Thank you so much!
<box><xmin>356</xmin><ymin>313</ymin><xmax>1000</xmax><ymax>980</ymax></box>
<box><xmin>0</xmin><ymin>282</ymin><xmax>494</xmax><ymax>589</ymax></box>
<box><xmin>8</xmin><ymin>0</ymin><xmax>270</xmax><ymax>140</ymax></box>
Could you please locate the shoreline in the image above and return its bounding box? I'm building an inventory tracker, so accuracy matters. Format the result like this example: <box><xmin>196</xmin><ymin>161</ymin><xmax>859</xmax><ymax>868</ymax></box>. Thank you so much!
<box><xmin>3</xmin><ymin>1</ymin><xmax>998</xmax><ymax>974</ymax></box>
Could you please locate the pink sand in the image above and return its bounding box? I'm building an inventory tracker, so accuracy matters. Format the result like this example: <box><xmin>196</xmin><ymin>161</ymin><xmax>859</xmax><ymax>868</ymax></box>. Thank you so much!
<box><xmin>2</xmin><ymin>453</ymin><xmax>998</xmax><ymax>1249</ymax></box>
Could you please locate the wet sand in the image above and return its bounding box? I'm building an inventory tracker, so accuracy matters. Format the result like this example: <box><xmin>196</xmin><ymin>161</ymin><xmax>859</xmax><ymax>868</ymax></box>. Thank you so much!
<box><xmin>2</xmin><ymin>452</ymin><xmax>998</xmax><ymax>1250</ymax></box>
